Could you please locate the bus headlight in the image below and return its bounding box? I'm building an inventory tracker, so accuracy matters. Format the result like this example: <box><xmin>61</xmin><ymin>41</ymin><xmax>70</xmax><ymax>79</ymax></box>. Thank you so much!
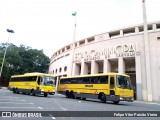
<box><xmin>41</xmin><ymin>89</ymin><xmax>44</xmax><ymax>92</ymax></box>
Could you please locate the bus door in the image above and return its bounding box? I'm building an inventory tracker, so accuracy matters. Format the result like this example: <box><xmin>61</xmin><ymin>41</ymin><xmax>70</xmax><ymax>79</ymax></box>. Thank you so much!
<box><xmin>37</xmin><ymin>76</ymin><xmax>41</xmax><ymax>90</ymax></box>
<box><xmin>109</xmin><ymin>76</ymin><xmax>115</xmax><ymax>95</ymax></box>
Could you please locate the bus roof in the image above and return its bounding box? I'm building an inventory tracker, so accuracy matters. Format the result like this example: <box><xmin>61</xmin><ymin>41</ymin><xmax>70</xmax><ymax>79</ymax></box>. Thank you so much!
<box><xmin>11</xmin><ymin>72</ymin><xmax>54</xmax><ymax>78</ymax></box>
<box><xmin>60</xmin><ymin>73</ymin><xmax>129</xmax><ymax>79</ymax></box>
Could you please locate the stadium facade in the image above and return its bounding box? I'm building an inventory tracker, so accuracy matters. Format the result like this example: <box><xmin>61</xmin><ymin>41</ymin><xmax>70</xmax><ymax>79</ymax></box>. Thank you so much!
<box><xmin>49</xmin><ymin>21</ymin><xmax>160</xmax><ymax>102</ymax></box>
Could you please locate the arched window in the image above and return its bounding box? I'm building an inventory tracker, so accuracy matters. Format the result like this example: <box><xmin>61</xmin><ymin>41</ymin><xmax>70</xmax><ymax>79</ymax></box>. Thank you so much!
<box><xmin>64</xmin><ymin>66</ymin><xmax>67</xmax><ymax>72</ymax></box>
<box><xmin>59</xmin><ymin>68</ymin><xmax>62</xmax><ymax>72</ymax></box>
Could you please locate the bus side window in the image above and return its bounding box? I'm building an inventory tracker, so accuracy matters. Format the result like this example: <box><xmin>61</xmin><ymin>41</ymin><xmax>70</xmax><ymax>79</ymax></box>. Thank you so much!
<box><xmin>82</xmin><ymin>77</ymin><xmax>88</xmax><ymax>83</ymax></box>
<box><xmin>100</xmin><ymin>76</ymin><xmax>108</xmax><ymax>84</ymax></box>
<box><xmin>37</xmin><ymin>77</ymin><xmax>41</xmax><ymax>85</ymax></box>
<box><xmin>110</xmin><ymin>77</ymin><xmax>115</xmax><ymax>89</ymax></box>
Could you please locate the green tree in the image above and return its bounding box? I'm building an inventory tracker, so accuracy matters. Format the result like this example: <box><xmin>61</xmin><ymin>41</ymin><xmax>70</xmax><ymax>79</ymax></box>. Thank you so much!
<box><xmin>0</xmin><ymin>43</ymin><xmax>50</xmax><ymax>82</ymax></box>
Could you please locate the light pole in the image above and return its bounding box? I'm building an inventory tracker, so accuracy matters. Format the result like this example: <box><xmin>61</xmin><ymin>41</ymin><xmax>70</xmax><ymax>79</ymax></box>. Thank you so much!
<box><xmin>0</xmin><ymin>29</ymin><xmax>14</xmax><ymax>78</ymax></box>
<box><xmin>70</xmin><ymin>12</ymin><xmax>77</xmax><ymax>76</ymax></box>
<box><xmin>142</xmin><ymin>0</ymin><xmax>152</xmax><ymax>101</ymax></box>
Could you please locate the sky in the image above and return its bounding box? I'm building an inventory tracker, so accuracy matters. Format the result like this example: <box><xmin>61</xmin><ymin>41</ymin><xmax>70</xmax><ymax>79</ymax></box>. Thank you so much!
<box><xmin>0</xmin><ymin>0</ymin><xmax>160</xmax><ymax>58</ymax></box>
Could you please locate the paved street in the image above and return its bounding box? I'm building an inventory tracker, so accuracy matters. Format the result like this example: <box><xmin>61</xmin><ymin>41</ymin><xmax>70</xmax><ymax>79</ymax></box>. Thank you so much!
<box><xmin>0</xmin><ymin>88</ymin><xmax>160</xmax><ymax>120</ymax></box>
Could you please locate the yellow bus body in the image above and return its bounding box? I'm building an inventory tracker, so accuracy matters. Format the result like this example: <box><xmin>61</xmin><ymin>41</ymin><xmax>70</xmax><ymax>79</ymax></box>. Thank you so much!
<box><xmin>8</xmin><ymin>72</ymin><xmax>56</xmax><ymax>97</ymax></box>
<box><xmin>58</xmin><ymin>73</ymin><xmax>134</xmax><ymax>104</ymax></box>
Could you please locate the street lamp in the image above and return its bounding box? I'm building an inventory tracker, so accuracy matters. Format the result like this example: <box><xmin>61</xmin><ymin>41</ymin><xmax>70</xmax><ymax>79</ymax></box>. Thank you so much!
<box><xmin>0</xmin><ymin>29</ymin><xmax>14</xmax><ymax>78</ymax></box>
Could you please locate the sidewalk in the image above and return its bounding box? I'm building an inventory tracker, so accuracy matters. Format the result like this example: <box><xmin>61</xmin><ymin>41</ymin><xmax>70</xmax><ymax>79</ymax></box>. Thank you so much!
<box><xmin>0</xmin><ymin>87</ymin><xmax>8</xmax><ymax>90</ymax></box>
<box><xmin>134</xmin><ymin>100</ymin><xmax>160</xmax><ymax>105</ymax></box>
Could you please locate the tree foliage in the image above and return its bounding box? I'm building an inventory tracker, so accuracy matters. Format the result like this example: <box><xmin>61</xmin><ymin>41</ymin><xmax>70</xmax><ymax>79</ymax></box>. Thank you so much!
<box><xmin>0</xmin><ymin>43</ymin><xmax>50</xmax><ymax>81</ymax></box>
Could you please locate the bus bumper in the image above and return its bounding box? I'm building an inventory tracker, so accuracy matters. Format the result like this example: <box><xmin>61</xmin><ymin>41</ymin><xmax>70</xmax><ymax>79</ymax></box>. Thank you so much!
<box><xmin>39</xmin><ymin>91</ymin><xmax>55</xmax><ymax>95</ymax></box>
<box><xmin>120</xmin><ymin>97</ymin><xmax>134</xmax><ymax>102</ymax></box>
<box><xmin>107</xmin><ymin>95</ymin><xmax>134</xmax><ymax>102</ymax></box>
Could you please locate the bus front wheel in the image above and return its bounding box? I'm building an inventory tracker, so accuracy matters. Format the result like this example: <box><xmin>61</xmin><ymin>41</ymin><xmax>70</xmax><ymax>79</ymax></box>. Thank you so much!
<box><xmin>100</xmin><ymin>93</ymin><xmax>106</xmax><ymax>103</ymax></box>
<box><xmin>70</xmin><ymin>91</ymin><xmax>75</xmax><ymax>99</ymax></box>
<box><xmin>16</xmin><ymin>88</ymin><xmax>19</xmax><ymax>94</ymax></box>
<box><xmin>13</xmin><ymin>88</ymin><xmax>16</xmax><ymax>93</ymax></box>
<box><xmin>66</xmin><ymin>91</ymin><xmax>70</xmax><ymax>98</ymax></box>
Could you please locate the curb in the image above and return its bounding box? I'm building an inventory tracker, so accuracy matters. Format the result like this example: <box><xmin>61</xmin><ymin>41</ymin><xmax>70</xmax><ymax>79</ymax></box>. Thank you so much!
<box><xmin>135</xmin><ymin>100</ymin><xmax>160</xmax><ymax>105</ymax></box>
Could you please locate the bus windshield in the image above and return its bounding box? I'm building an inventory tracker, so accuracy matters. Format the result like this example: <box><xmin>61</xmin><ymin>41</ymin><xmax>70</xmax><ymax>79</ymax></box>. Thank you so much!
<box><xmin>116</xmin><ymin>75</ymin><xmax>132</xmax><ymax>89</ymax></box>
<box><xmin>41</xmin><ymin>76</ymin><xmax>55</xmax><ymax>86</ymax></box>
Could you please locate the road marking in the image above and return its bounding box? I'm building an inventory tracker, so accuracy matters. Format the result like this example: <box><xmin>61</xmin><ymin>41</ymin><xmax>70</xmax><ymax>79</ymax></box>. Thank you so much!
<box><xmin>38</xmin><ymin>107</ymin><xmax>43</xmax><ymax>109</ymax></box>
<box><xmin>0</xmin><ymin>107</ymin><xmax>38</xmax><ymax>109</ymax></box>
<box><xmin>0</xmin><ymin>99</ymin><xmax>26</xmax><ymax>102</ymax></box>
<box><xmin>53</xmin><ymin>99</ymin><xmax>67</xmax><ymax>111</ymax></box>
<box><xmin>0</xmin><ymin>102</ymin><xmax>13</xmax><ymax>103</ymax></box>
<box><xmin>0</xmin><ymin>102</ymin><xmax>34</xmax><ymax>104</ymax></box>
<box><xmin>14</xmin><ymin>102</ymin><xmax>34</xmax><ymax>105</ymax></box>
<box><xmin>0</xmin><ymin>97</ymin><xmax>18</xmax><ymax>99</ymax></box>
<box><xmin>49</xmin><ymin>114</ymin><xmax>56</xmax><ymax>119</ymax></box>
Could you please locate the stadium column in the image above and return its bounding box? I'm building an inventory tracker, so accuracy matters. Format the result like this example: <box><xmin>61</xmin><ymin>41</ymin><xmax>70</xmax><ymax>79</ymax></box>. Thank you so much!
<box><xmin>72</xmin><ymin>63</ymin><xmax>79</xmax><ymax>75</ymax></box>
<box><xmin>118</xmin><ymin>57</ymin><xmax>125</xmax><ymax>74</ymax></box>
<box><xmin>120</xmin><ymin>30</ymin><xmax>123</xmax><ymax>37</ymax></box>
<box><xmin>152</xmin><ymin>24</ymin><xmax>156</xmax><ymax>32</ymax></box>
<box><xmin>91</xmin><ymin>60</ymin><xmax>98</xmax><ymax>74</ymax></box>
<box><xmin>81</xmin><ymin>62</ymin><xmax>88</xmax><ymax>75</ymax></box>
<box><xmin>103</xmin><ymin>59</ymin><xmax>111</xmax><ymax>73</ymax></box>
<box><xmin>136</xmin><ymin>55</ymin><xmax>143</xmax><ymax>101</ymax></box>
<box><xmin>135</xmin><ymin>27</ymin><xmax>139</xmax><ymax>34</ymax></box>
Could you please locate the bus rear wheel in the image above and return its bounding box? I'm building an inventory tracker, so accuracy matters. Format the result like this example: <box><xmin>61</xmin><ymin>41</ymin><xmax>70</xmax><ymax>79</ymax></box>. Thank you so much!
<box><xmin>31</xmin><ymin>90</ymin><xmax>35</xmax><ymax>96</ymax></box>
<box><xmin>82</xmin><ymin>98</ymin><xmax>86</xmax><ymax>100</ymax></box>
<box><xmin>44</xmin><ymin>93</ymin><xmax>48</xmax><ymax>97</ymax></box>
<box><xmin>113</xmin><ymin>101</ymin><xmax>120</xmax><ymax>104</ymax></box>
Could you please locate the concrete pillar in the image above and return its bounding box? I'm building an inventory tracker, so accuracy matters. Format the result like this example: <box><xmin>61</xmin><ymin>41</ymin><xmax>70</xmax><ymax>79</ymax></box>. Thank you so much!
<box><xmin>76</xmin><ymin>42</ymin><xmax>79</xmax><ymax>47</ymax></box>
<box><xmin>103</xmin><ymin>59</ymin><xmax>111</xmax><ymax>73</ymax></box>
<box><xmin>135</xmin><ymin>56</ymin><xmax>142</xmax><ymax>100</ymax></box>
<box><xmin>118</xmin><ymin>57</ymin><xmax>125</xmax><ymax>74</ymax></box>
<box><xmin>135</xmin><ymin>27</ymin><xmax>139</xmax><ymax>34</ymax></box>
<box><xmin>91</xmin><ymin>60</ymin><xmax>98</xmax><ymax>74</ymax></box>
<box><xmin>153</xmin><ymin>24</ymin><xmax>157</xmax><ymax>31</ymax></box>
<box><xmin>81</xmin><ymin>62</ymin><xmax>88</xmax><ymax>75</ymax></box>
<box><xmin>72</xmin><ymin>63</ymin><xmax>80</xmax><ymax>76</ymax></box>
<box><xmin>85</xmin><ymin>39</ymin><xmax>88</xmax><ymax>44</ymax></box>
<box><xmin>55</xmin><ymin>76</ymin><xmax>59</xmax><ymax>93</ymax></box>
<box><xmin>120</xmin><ymin>30</ymin><xmax>123</xmax><ymax>37</ymax></box>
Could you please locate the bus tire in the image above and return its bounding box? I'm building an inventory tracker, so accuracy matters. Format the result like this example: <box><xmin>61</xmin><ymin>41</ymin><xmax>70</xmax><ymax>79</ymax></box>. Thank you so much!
<box><xmin>70</xmin><ymin>91</ymin><xmax>75</xmax><ymax>99</ymax></box>
<box><xmin>113</xmin><ymin>101</ymin><xmax>120</xmax><ymax>104</ymax></box>
<box><xmin>82</xmin><ymin>98</ymin><xmax>86</xmax><ymax>100</ymax></box>
<box><xmin>76</xmin><ymin>97</ymin><xmax>81</xmax><ymax>99</ymax></box>
<box><xmin>16</xmin><ymin>88</ymin><xmax>19</xmax><ymax>94</ymax></box>
<box><xmin>66</xmin><ymin>91</ymin><xmax>70</xmax><ymax>98</ymax></box>
<box><xmin>44</xmin><ymin>93</ymin><xmax>48</xmax><ymax>97</ymax></box>
<box><xmin>13</xmin><ymin>88</ymin><xmax>16</xmax><ymax>93</ymax></box>
<box><xmin>100</xmin><ymin>93</ymin><xmax>106</xmax><ymax>103</ymax></box>
<box><xmin>31</xmin><ymin>89</ymin><xmax>35</xmax><ymax>96</ymax></box>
